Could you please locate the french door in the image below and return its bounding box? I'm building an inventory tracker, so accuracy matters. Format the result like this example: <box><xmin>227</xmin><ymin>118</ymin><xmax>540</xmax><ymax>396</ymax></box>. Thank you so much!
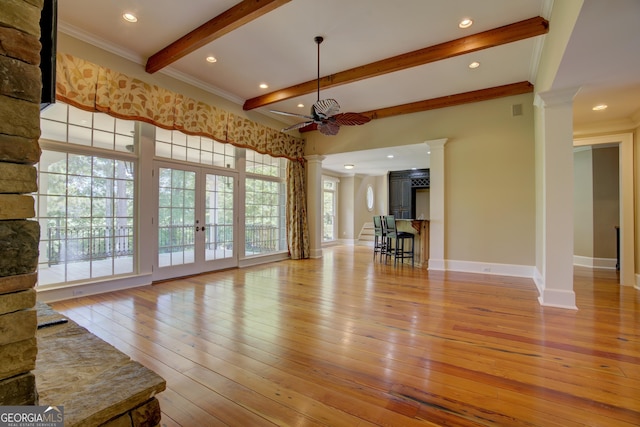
<box><xmin>153</xmin><ymin>162</ymin><xmax>237</xmax><ymax>281</ymax></box>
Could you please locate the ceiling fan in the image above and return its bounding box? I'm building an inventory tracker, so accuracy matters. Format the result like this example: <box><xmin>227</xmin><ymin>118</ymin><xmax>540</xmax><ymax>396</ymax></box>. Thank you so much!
<box><xmin>272</xmin><ymin>36</ymin><xmax>371</xmax><ymax>136</ymax></box>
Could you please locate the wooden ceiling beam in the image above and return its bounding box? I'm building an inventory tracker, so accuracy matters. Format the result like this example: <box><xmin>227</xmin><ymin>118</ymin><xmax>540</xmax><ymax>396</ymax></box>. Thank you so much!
<box><xmin>299</xmin><ymin>81</ymin><xmax>534</xmax><ymax>133</ymax></box>
<box><xmin>145</xmin><ymin>0</ymin><xmax>291</xmax><ymax>74</ymax></box>
<box><xmin>244</xmin><ymin>17</ymin><xmax>548</xmax><ymax>111</ymax></box>
<box><xmin>361</xmin><ymin>81</ymin><xmax>534</xmax><ymax>120</ymax></box>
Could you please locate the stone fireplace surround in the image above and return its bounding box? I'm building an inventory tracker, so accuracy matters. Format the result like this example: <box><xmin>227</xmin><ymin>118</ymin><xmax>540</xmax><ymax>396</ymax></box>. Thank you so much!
<box><xmin>0</xmin><ymin>1</ymin><xmax>166</xmax><ymax>425</ymax></box>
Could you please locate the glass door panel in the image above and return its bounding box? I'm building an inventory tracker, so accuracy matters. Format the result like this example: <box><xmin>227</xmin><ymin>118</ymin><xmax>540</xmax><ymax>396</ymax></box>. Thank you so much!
<box><xmin>154</xmin><ymin>163</ymin><xmax>237</xmax><ymax>281</ymax></box>
<box><xmin>204</xmin><ymin>173</ymin><xmax>235</xmax><ymax>261</ymax></box>
<box><xmin>158</xmin><ymin>167</ymin><xmax>196</xmax><ymax>268</ymax></box>
<box><xmin>323</xmin><ymin>190</ymin><xmax>335</xmax><ymax>241</ymax></box>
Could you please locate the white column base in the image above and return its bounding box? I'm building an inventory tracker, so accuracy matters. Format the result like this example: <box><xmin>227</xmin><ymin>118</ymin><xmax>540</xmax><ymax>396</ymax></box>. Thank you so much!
<box><xmin>538</xmin><ymin>288</ymin><xmax>577</xmax><ymax>309</ymax></box>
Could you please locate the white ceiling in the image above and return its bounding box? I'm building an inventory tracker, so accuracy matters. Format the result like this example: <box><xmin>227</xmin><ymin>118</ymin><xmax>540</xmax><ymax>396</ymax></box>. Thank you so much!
<box><xmin>57</xmin><ymin>0</ymin><xmax>640</xmax><ymax>175</ymax></box>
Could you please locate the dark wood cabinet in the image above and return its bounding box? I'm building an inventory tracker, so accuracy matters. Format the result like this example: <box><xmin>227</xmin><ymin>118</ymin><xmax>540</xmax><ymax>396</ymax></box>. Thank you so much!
<box><xmin>388</xmin><ymin>169</ymin><xmax>429</xmax><ymax>219</ymax></box>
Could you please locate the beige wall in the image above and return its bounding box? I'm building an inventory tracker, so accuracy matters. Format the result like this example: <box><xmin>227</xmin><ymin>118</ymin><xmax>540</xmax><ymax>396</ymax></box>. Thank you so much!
<box><xmin>636</xmin><ymin>124</ymin><xmax>640</xmax><ymax>276</ymax></box>
<box><xmin>573</xmin><ymin>146</ymin><xmax>620</xmax><ymax>259</ymax></box>
<box><xmin>592</xmin><ymin>147</ymin><xmax>620</xmax><ymax>258</ymax></box>
<box><xmin>307</xmin><ymin>93</ymin><xmax>536</xmax><ymax>266</ymax></box>
<box><xmin>415</xmin><ymin>189</ymin><xmax>430</xmax><ymax>219</ymax></box>
<box><xmin>357</xmin><ymin>175</ymin><xmax>381</xmax><ymax>238</ymax></box>
<box><xmin>336</xmin><ymin>175</ymin><xmax>354</xmax><ymax>241</ymax></box>
<box><xmin>574</xmin><ymin>148</ymin><xmax>594</xmax><ymax>257</ymax></box>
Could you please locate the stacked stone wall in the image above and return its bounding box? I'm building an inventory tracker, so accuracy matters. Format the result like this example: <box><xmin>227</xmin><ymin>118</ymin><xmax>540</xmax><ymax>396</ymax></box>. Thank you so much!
<box><xmin>0</xmin><ymin>4</ymin><xmax>166</xmax><ymax>423</ymax></box>
<box><xmin>0</xmin><ymin>0</ymin><xmax>43</xmax><ymax>406</ymax></box>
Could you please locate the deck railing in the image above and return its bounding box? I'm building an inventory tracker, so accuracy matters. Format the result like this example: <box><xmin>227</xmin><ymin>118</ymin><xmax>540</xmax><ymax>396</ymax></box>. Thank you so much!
<box><xmin>46</xmin><ymin>223</ymin><xmax>280</xmax><ymax>265</ymax></box>
<box><xmin>47</xmin><ymin>225</ymin><xmax>133</xmax><ymax>265</ymax></box>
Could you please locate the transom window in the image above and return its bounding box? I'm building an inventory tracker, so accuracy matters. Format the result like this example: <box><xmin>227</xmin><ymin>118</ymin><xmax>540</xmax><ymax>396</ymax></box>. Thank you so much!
<box><xmin>155</xmin><ymin>128</ymin><xmax>236</xmax><ymax>168</ymax></box>
<box><xmin>40</xmin><ymin>103</ymin><xmax>135</xmax><ymax>153</ymax></box>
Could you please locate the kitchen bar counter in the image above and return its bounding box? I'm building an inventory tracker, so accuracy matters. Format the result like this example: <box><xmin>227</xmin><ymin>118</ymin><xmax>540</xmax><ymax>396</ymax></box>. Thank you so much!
<box><xmin>395</xmin><ymin>219</ymin><xmax>429</xmax><ymax>267</ymax></box>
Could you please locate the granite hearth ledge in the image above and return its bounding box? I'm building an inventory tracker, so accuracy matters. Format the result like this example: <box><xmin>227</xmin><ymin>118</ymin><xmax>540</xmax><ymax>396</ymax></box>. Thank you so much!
<box><xmin>34</xmin><ymin>303</ymin><xmax>166</xmax><ymax>427</ymax></box>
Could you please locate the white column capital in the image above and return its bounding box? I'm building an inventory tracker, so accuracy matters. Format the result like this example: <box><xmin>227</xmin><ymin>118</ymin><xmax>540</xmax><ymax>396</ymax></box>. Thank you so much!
<box><xmin>535</xmin><ymin>87</ymin><xmax>581</xmax><ymax>108</ymax></box>
<box><xmin>304</xmin><ymin>154</ymin><xmax>326</xmax><ymax>164</ymax></box>
<box><xmin>426</xmin><ymin>138</ymin><xmax>448</xmax><ymax>151</ymax></box>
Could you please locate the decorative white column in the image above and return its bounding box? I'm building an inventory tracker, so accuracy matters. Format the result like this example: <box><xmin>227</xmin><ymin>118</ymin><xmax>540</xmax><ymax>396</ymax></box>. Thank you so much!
<box><xmin>305</xmin><ymin>155</ymin><xmax>325</xmax><ymax>258</ymax></box>
<box><xmin>536</xmin><ymin>88</ymin><xmax>580</xmax><ymax>309</ymax></box>
<box><xmin>426</xmin><ymin>139</ymin><xmax>448</xmax><ymax>270</ymax></box>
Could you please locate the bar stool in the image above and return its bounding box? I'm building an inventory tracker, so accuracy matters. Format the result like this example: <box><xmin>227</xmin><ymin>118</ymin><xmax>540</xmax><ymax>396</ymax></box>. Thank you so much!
<box><xmin>372</xmin><ymin>215</ymin><xmax>387</xmax><ymax>261</ymax></box>
<box><xmin>385</xmin><ymin>215</ymin><xmax>415</xmax><ymax>267</ymax></box>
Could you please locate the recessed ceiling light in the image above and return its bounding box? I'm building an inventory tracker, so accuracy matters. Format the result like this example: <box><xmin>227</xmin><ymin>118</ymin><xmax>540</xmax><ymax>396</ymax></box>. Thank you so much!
<box><xmin>592</xmin><ymin>104</ymin><xmax>608</xmax><ymax>111</ymax></box>
<box><xmin>122</xmin><ymin>13</ymin><xmax>138</xmax><ymax>23</ymax></box>
<box><xmin>387</xmin><ymin>154</ymin><xmax>394</xmax><ymax>159</ymax></box>
<box><xmin>206</xmin><ymin>56</ymin><xmax>217</xmax><ymax>63</ymax></box>
<box><xmin>459</xmin><ymin>18</ymin><xmax>473</xmax><ymax>29</ymax></box>
<box><xmin>469</xmin><ymin>61</ymin><xmax>480</xmax><ymax>69</ymax></box>
<box><xmin>344</xmin><ymin>164</ymin><xmax>354</xmax><ymax>170</ymax></box>
<box><xmin>297</xmin><ymin>103</ymin><xmax>304</xmax><ymax>108</ymax></box>
<box><xmin>259</xmin><ymin>83</ymin><xmax>269</xmax><ymax>89</ymax></box>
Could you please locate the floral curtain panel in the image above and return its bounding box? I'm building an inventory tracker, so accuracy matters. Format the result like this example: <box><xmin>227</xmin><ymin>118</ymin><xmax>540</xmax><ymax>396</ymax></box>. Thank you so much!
<box><xmin>286</xmin><ymin>160</ymin><xmax>310</xmax><ymax>259</ymax></box>
<box><xmin>55</xmin><ymin>53</ymin><xmax>305</xmax><ymax>161</ymax></box>
<box><xmin>55</xmin><ymin>53</ymin><xmax>310</xmax><ymax>258</ymax></box>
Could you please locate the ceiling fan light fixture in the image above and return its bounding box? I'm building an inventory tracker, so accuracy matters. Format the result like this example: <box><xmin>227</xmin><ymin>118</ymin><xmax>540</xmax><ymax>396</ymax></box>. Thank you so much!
<box><xmin>271</xmin><ymin>35</ymin><xmax>371</xmax><ymax>136</ymax></box>
<box><xmin>459</xmin><ymin>18</ymin><xmax>473</xmax><ymax>28</ymax></box>
<box><xmin>122</xmin><ymin>13</ymin><xmax>138</xmax><ymax>23</ymax></box>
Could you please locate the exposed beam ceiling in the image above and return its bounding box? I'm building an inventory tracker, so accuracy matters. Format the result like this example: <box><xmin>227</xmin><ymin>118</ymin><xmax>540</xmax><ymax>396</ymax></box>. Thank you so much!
<box><xmin>145</xmin><ymin>0</ymin><xmax>291</xmax><ymax>74</ymax></box>
<box><xmin>362</xmin><ymin>81</ymin><xmax>534</xmax><ymax>119</ymax></box>
<box><xmin>298</xmin><ymin>81</ymin><xmax>534</xmax><ymax>132</ymax></box>
<box><xmin>243</xmin><ymin>17</ymin><xmax>548</xmax><ymax>111</ymax></box>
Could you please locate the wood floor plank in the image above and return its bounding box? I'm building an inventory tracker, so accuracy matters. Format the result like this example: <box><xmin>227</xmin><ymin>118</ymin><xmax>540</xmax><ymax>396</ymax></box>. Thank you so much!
<box><xmin>50</xmin><ymin>245</ymin><xmax>640</xmax><ymax>426</ymax></box>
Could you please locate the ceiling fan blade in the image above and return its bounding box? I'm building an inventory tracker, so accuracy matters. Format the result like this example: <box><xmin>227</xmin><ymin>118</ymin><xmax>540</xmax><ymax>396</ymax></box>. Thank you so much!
<box><xmin>281</xmin><ymin>120</ymin><xmax>315</xmax><ymax>132</ymax></box>
<box><xmin>270</xmin><ymin>109</ymin><xmax>314</xmax><ymax>120</ymax></box>
<box><xmin>313</xmin><ymin>99</ymin><xmax>340</xmax><ymax>119</ymax></box>
<box><xmin>331</xmin><ymin>112</ymin><xmax>372</xmax><ymax>126</ymax></box>
<box><xmin>318</xmin><ymin>120</ymin><xmax>340</xmax><ymax>136</ymax></box>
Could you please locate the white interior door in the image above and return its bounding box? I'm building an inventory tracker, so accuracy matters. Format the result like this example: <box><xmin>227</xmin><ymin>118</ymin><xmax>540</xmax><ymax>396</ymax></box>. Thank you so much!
<box><xmin>153</xmin><ymin>162</ymin><xmax>237</xmax><ymax>281</ymax></box>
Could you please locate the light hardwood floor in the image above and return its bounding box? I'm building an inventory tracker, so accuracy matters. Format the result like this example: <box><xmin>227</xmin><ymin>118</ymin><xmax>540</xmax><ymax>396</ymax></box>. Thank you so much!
<box><xmin>51</xmin><ymin>245</ymin><xmax>640</xmax><ymax>426</ymax></box>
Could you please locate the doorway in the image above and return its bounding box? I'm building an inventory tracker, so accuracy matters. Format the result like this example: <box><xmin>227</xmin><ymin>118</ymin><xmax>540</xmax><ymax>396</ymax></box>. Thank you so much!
<box><xmin>574</xmin><ymin>133</ymin><xmax>634</xmax><ymax>286</ymax></box>
<box><xmin>153</xmin><ymin>162</ymin><xmax>238</xmax><ymax>281</ymax></box>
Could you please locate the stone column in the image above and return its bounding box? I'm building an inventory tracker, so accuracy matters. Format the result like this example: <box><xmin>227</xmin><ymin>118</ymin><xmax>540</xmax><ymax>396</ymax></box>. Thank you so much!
<box><xmin>0</xmin><ymin>0</ymin><xmax>44</xmax><ymax>406</ymax></box>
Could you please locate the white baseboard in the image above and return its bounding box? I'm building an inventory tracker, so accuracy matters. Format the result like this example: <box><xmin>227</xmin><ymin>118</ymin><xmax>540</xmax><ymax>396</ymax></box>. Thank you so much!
<box><xmin>239</xmin><ymin>252</ymin><xmax>289</xmax><ymax>268</ymax></box>
<box><xmin>309</xmin><ymin>247</ymin><xmax>323</xmax><ymax>259</ymax></box>
<box><xmin>428</xmin><ymin>258</ymin><xmax>445</xmax><ymax>271</ymax></box>
<box><xmin>444</xmin><ymin>259</ymin><xmax>535</xmax><ymax>278</ymax></box>
<box><xmin>338</xmin><ymin>238</ymin><xmax>357</xmax><ymax>246</ymax></box>
<box><xmin>533</xmin><ymin>267</ymin><xmax>544</xmax><ymax>294</ymax></box>
<box><xmin>36</xmin><ymin>273</ymin><xmax>152</xmax><ymax>303</ymax></box>
<box><xmin>573</xmin><ymin>255</ymin><xmax>617</xmax><ymax>270</ymax></box>
<box><xmin>538</xmin><ymin>288</ymin><xmax>578</xmax><ymax>310</ymax></box>
<box><xmin>636</xmin><ymin>274</ymin><xmax>640</xmax><ymax>290</ymax></box>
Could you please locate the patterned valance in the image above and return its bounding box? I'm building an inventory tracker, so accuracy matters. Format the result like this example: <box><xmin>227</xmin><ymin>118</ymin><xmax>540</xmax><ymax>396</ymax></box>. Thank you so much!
<box><xmin>55</xmin><ymin>53</ymin><xmax>305</xmax><ymax>161</ymax></box>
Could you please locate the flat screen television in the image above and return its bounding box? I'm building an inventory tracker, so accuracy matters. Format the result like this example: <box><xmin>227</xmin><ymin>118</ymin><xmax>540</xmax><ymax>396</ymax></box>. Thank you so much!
<box><xmin>40</xmin><ymin>0</ymin><xmax>57</xmax><ymax>110</ymax></box>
